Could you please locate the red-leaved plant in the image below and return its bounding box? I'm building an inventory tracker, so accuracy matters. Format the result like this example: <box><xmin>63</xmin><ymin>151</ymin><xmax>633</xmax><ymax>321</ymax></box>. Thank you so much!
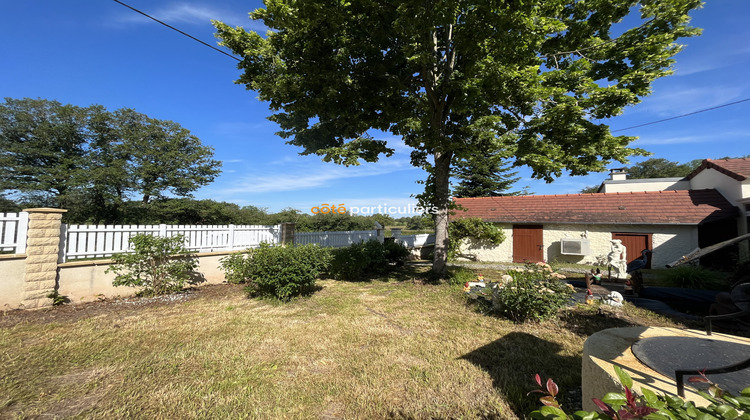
<box><xmin>530</xmin><ymin>366</ymin><xmax>657</xmax><ymax>420</ymax></box>
<box><xmin>530</xmin><ymin>373</ymin><xmax>561</xmax><ymax>409</ymax></box>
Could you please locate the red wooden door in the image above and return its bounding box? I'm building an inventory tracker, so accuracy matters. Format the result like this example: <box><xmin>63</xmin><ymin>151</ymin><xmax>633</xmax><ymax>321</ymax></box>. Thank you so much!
<box><xmin>513</xmin><ymin>225</ymin><xmax>544</xmax><ymax>263</ymax></box>
<box><xmin>612</xmin><ymin>233</ymin><xmax>652</xmax><ymax>268</ymax></box>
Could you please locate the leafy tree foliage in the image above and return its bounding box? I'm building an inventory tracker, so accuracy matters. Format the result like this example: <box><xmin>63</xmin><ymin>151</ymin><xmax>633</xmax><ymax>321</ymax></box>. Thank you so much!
<box><xmin>399</xmin><ymin>215</ymin><xmax>435</xmax><ymax>231</ymax></box>
<box><xmin>215</xmin><ymin>0</ymin><xmax>701</xmax><ymax>275</ymax></box>
<box><xmin>0</xmin><ymin>98</ymin><xmax>221</xmax><ymax>222</ymax></box>
<box><xmin>0</xmin><ymin>98</ymin><xmax>89</xmax><ymax>209</ymax></box>
<box><xmin>579</xmin><ymin>185</ymin><xmax>601</xmax><ymax>194</ymax></box>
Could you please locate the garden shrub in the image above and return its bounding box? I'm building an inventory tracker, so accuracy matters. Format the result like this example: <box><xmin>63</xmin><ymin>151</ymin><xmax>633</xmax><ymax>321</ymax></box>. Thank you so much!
<box><xmin>491</xmin><ymin>262</ymin><xmax>572</xmax><ymax>323</ymax></box>
<box><xmin>219</xmin><ymin>243</ymin><xmax>331</xmax><ymax>301</ymax></box>
<box><xmin>329</xmin><ymin>240</ymin><xmax>408</xmax><ymax>281</ymax></box>
<box><xmin>383</xmin><ymin>239</ymin><xmax>410</xmax><ymax>266</ymax></box>
<box><xmin>107</xmin><ymin>234</ymin><xmax>203</xmax><ymax>296</ymax></box>
<box><xmin>531</xmin><ymin>365</ymin><xmax>750</xmax><ymax>420</ymax></box>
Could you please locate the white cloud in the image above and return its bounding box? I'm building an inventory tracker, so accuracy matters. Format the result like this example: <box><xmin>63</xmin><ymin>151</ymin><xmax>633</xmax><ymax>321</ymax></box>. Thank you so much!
<box><xmin>115</xmin><ymin>2</ymin><xmax>265</xmax><ymax>32</ymax></box>
<box><xmin>268</xmin><ymin>155</ymin><xmax>302</xmax><ymax>165</ymax></box>
<box><xmin>155</xmin><ymin>4</ymin><xmax>222</xmax><ymax>24</ymax></box>
<box><xmin>116</xmin><ymin>3</ymin><xmax>220</xmax><ymax>25</ymax></box>
<box><xmin>673</xmin><ymin>39</ymin><xmax>750</xmax><ymax>77</ymax></box>
<box><xmin>212</xmin><ymin>158</ymin><xmax>414</xmax><ymax>196</ymax></box>
<box><xmin>637</xmin><ymin>87</ymin><xmax>745</xmax><ymax>116</ymax></box>
<box><xmin>633</xmin><ymin>130</ymin><xmax>750</xmax><ymax>146</ymax></box>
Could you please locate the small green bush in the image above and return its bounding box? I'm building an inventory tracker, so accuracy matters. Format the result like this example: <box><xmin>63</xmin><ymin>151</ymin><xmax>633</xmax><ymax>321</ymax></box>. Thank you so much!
<box><xmin>655</xmin><ymin>265</ymin><xmax>729</xmax><ymax>290</ymax></box>
<box><xmin>107</xmin><ymin>234</ymin><xmax>203</xmax><ymax>296</ymax></box>
<box><xmin>329</xmin><ymin>240</ymin><xmax>408</xmax><ymax>281</ymax></box>
<box><xmin>491</xmin><ymin>262</ymin><xmax>573</xmax><ymax>323</ymax></box>
<box><xmin>219</xmin><ymin>243</ymin><xmax>331</xmax><ymax>301</ymax></box>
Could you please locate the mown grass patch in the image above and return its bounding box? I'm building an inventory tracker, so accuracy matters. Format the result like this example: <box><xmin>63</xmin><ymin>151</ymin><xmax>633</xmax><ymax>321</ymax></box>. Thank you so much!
<box><xmin>0</xmin><ymin>267</ymin><xmax>686</xmax><ymax>419</ymax></box>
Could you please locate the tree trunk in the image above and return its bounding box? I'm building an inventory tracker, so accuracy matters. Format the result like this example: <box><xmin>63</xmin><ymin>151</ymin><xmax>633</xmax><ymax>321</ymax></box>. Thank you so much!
<box><xmin>431</xmin><ymin>150</ymin><xmax>453</xmax><ymax>278</ymax></box>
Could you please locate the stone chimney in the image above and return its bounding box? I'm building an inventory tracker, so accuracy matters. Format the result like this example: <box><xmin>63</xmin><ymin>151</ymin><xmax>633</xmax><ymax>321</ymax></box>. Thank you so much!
<box><xmin>609</xmin><ymin>168</ymin><xmax>628</xmax><ymax>181</ymax></box>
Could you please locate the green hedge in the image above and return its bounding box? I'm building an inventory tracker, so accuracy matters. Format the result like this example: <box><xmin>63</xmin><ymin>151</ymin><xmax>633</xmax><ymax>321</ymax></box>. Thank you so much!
<box><xmin>220</xmin><ymin>244</ymin><xmax>332</xmax><ymax>301</ymax></box>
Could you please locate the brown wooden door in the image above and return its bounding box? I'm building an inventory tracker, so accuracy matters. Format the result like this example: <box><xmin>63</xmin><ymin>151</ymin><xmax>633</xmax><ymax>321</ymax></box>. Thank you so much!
<box><xmin>513</xmin><ymin>225</ymin><xmax>544</xmax><ymax>263</ymax></box>
<box><xmin>612</xmin><ymin>232</ymin><xmax>652</xmax><ymax>268</ymax></box>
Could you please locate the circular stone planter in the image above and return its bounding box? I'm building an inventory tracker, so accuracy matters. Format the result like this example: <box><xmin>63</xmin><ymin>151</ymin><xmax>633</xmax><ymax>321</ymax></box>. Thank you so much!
<box><xmin>582</xmin><ymin>327</ymin><xmax>750</xmax><ymax>411</ymax></box>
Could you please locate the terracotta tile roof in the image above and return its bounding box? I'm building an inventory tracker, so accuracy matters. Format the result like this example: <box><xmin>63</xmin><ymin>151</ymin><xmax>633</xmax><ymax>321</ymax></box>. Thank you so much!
<box><xmin>451</xmin><ymin>189</ymin><xmax>738</xmax><ymax>225</ymax></box>
<box><xmin>687</xmin><ymin>158</ymin><xmax>750</xmax><ymax>181</ymax></box>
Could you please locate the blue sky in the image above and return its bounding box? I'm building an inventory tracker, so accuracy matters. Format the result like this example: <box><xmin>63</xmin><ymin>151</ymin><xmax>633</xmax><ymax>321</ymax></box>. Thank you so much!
<box><xmin>1</xmin><ymin>1</ymin><xmax>748</xmax><ymax>216</ymax></box>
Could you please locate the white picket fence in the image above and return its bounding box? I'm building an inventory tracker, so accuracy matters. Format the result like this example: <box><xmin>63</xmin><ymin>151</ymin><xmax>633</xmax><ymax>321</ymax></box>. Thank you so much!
<box><xmin>61</xmin><ymin>224</ymin><xmax>281</xmax><ymax>261</ymax></box>
<box><xmin>294</xmin><ymin>230</ymin><xmax>381</xmax><ymax>248</ymax></box>
<box><xmin>0</xmin><ymin>212</ymin><xmax>28</xmax><ymax>253</ymax></box>
<box><xmin>0</xmin><ymin>214</ymin><xmax>429</xmax><ymax>261</ymax></box>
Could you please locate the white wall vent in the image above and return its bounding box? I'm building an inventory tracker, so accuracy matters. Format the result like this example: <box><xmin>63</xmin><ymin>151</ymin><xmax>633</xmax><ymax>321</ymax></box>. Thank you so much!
<box><xmin>560</xmin><ymin>238</ymin><xmax>590</xmax><ymax>256</ymax></box>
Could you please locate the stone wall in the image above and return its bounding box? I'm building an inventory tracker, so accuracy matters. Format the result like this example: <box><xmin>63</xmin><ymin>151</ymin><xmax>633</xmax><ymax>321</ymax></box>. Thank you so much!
<box><xmin>458</xmin><ymin>223</ymin><xmax>698</xmax><ymax>267</ymax></box>
<box><xmin>0</xmin><ymin>208</ymin><xmax>252</xmax><ymax>309</ymax></box>
<box><xmin>21</xmin><ymin>208</ymin><xmax>67</xmax><ymax>308</ymax></box>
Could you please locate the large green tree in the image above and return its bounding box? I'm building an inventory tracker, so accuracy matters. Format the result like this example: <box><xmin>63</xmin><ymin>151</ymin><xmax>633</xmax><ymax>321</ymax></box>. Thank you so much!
<box><xmin>0</xmin><ymin>98</ymin><xmax>222</xmax><ymax>222</ymax></box>
<box><xmin>0</xmin><ymin>98</ymin><xmax>89</xmax><ymax>209</ymax></box>
<box><xmin>215</xmin><ymin>0</ymin><xmax>701</xmax><ymax>275</ymax></box>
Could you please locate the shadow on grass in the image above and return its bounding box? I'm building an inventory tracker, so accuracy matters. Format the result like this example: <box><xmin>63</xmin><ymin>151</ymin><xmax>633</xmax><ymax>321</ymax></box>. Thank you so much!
<box><xmin>383</xmin><ymin>264</ymin><xmax>431</xmax><ymax>282</ymax></box>
<box><xmin>328</xmin><ymin>264</ymin><xmax>431</xmax><ymax>283</ymax></box>
<box><xmin>557</xmin><ymin>306</ymin><xmax>646</xmax><ymax>337</ymax></box>
<box><xmin>460</xmin><ymin>332</ymin><xmax>582</xmax><ymax>417</ymax></box>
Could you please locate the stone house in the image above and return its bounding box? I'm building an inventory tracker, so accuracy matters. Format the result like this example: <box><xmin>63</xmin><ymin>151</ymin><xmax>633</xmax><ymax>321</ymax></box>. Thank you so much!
<box><xmin>452</xmin><ymin>158</ymin><xmax>750</xmax><ymax>269</ymax></box>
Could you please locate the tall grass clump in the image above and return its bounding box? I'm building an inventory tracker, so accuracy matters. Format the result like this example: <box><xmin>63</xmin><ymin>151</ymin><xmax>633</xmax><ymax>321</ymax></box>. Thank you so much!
<box><xmin>655</xmin><ymin>265</ymin><xmax>729</xmax><ymax>290</ymax></box>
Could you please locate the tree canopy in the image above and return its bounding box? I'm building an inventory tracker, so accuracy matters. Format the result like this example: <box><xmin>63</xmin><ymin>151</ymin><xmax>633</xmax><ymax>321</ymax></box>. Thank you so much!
<box><xmin>215</xmin><ymin>0</ymin><xmax>701</xmax><ymax>275</ymax></box>
<box><xmin>625</xmin><ymin>157</ymin><xmax>702</xmax><ymax>179</ymax></box>
<box><xmin>0</xmin><ymin>98</ymin><xmax>221</xmax><ymax>222</ymax></box>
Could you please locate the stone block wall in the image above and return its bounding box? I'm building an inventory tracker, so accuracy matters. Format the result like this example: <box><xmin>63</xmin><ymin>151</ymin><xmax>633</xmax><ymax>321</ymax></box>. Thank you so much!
<box><xmin>21</xmin><ymin>208</ymin><xmax>67</xmax><ymax>309</ymax></box>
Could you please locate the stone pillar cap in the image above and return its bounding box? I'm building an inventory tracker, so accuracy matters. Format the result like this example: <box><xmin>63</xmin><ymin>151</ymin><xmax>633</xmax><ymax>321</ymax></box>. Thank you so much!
<box><xmin>22</xmin><ymin>208</ymin><xmax>68</xmax><ymax>213</ymax></box>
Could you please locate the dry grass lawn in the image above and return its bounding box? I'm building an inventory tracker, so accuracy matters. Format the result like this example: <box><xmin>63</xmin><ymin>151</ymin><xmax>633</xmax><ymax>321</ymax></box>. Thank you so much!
<box><xmin>0</xmin><ymin>267</ymin><xmax>688</xmax><ymax>419</ymax></box>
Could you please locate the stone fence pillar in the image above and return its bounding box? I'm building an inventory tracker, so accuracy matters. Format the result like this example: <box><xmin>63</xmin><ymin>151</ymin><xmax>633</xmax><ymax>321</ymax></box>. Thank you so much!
<box><xmin>280</xmin><ymin>223</ymin><xmax>295</xmax><ymax>246</ymax></box>
<box><xmin>22</xmin><ymin>208</ymin><xmax>67</xmax><ymax>308</ymax></box>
